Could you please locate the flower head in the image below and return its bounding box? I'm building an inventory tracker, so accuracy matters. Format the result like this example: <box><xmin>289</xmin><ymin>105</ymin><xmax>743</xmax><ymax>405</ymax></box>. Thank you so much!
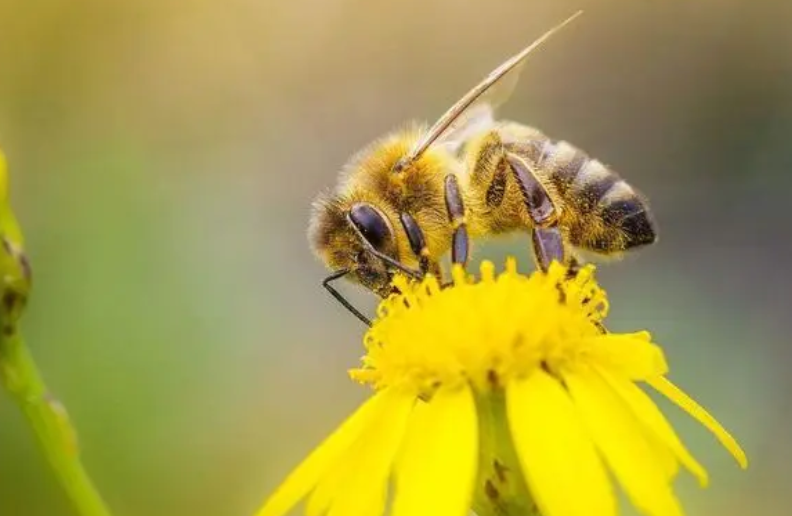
<box><xmin>257</xmin><ymin>260</ymin><xmax>747</xmax><ymax>516</ymax></box>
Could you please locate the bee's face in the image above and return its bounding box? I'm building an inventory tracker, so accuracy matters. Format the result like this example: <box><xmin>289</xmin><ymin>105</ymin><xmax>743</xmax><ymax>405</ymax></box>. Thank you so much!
<box><xmin>310</xmin><ymin>198</ymin><xmax>399</xmax><ymax>298</ymax></box>
<box><xmin>350</xmin><ymin>248</ymin><xmax>393</xmax><ymax>297</ymax></box>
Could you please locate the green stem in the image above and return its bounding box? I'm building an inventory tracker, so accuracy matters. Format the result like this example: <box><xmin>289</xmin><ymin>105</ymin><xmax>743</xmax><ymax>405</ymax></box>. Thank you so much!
<box><xmin>472</xmin><ymin>390</ymin><xmax>539</xmax><ymax>516</ymax></box>
<box><xmin>0</xmin><ymin>330</ymin><xmax>113</xmax><ymax>516</ymax></box>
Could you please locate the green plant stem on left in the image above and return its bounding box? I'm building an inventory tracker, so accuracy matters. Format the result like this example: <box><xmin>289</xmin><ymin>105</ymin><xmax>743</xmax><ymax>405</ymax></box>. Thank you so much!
<box><xmin>0</xmin><ymin>327</ymin><xmax>113</xmax><ymax>516</ymax></box>
<box><xmin>0</xmin><ymin>150</ymin><xmax>112</xmax><ymax>515</ymax></box>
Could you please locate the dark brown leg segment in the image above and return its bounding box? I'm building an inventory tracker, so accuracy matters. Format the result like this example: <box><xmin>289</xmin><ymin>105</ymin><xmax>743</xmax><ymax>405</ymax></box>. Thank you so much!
<box><xmin>468</xmin><ymin>131</ymin><xmax>557</xmax><ymax>226</ymax></box>
<box><xmin>505</xmin><ymin>152</ymin><xmax>556</xmax><ymax>225</ymax></box>
<box><xmin>467</xmin><ymin>131</ymin><xmax>569</xmax><ymax>273</ymax></box>
<box><xmin>503</xmin><ymin>149</ymin><xmax>567</xmax><ymax>272</ymax></box>
<box><xmin>444</xmin><ymin>174</ymin><xmax>469</xmax><ymax>266</ymax></box>
<box><xmin>532</xmin><ymin>227</ymin><xmax>567</xmax><ymax>271</ymax></box>
<box><xmin>566</xmin><ymin>255</ymin><xmax>583</xmax><ymax>279</ymax></box>
<box><xmin>399</xmin><ymin>212</ymin><xmax>436</xmax><ymax>276</ymax></box>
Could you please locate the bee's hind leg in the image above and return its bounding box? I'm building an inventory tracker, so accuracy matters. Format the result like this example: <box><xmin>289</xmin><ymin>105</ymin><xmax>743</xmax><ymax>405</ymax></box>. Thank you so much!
<box><xmin>531</xmin><ymin>227</ymin><xmax>585</xmax><ymax>278</ymax></box>
<box><xmin>504</xmin><ymin>152</ymin><xmax>556</xmax><ymax>226</ymax></box>
<box><xmin>531</xmin><ymin>227</ymin><xmax>568</xmax><ymax>272</ymax></box>
<box><xmin>501</xmin><ymin>150</ymin><xmax>576</xmax><ymax>275</ymax></box>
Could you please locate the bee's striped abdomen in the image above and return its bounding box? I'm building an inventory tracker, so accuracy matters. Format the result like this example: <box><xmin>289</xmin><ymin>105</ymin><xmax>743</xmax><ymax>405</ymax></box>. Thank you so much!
<box><xmin>600</xmin><ymin>197</ymin><xmax>657</xmax><ymax>249</ymax></box>
<box><xmin>571</xmin><ymin>160</ymin><xmax>621</xmax><ymax>215</ymax></box>
<box><xmin>535</xmin><ymin>139</ymin><xmax>657</xmax><ymax>253</ymax></box>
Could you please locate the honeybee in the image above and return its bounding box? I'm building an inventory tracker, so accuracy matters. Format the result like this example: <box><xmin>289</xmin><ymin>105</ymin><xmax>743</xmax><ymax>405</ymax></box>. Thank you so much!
<box><xmin>309</xmin><ymin>11</ymin><xmax>657</xmax><ymax>324</ymax></box>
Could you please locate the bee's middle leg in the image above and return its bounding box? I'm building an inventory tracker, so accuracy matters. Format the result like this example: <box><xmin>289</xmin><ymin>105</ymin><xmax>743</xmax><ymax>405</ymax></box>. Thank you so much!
<box><xmin>444</xmin><ymin>174</ymin><xmax>469</xmax><ymax>267</ymax></box>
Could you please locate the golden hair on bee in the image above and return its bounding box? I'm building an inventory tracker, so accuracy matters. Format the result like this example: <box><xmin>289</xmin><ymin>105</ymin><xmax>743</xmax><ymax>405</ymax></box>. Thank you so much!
<box><xmin>309</xmin><ymin>124</ymin><xmax>459</xmax><ymax>300</ymax></box>
<box><xmin>308</xmin><ymin>10</ymin><xmax>656</xmax><ymax>326</ymax></box>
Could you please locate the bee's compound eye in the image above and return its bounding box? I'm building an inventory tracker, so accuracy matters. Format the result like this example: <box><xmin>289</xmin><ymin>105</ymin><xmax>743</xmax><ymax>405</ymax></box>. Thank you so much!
<box><xmin>349</xmin><ymin>203</ymin><xmax>392</xmax><ymax>250</ymax></box>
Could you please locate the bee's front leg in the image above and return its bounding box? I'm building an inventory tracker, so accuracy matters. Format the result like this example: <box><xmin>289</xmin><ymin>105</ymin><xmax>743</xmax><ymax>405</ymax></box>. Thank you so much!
<box><xmin>399</xmin><ymin>212</ymin><xmax>442</xmax><ymax>280</ymax></box>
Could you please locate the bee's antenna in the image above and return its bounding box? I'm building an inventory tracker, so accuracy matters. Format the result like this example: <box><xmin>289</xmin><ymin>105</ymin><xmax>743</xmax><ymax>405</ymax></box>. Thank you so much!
<box><xmin>345</xmin><ymin>211</ymin><xmax>424</xmax><ymax>280</ymax></box>
<box><xmin>364</xmin><ymin>247</ymin><xmax>423</xmax><ymax>280</ymax></box>
<box><xmin>322</xmin><ymin>269</ymin><xmax>372</xmax><ymax>327</ymax></box>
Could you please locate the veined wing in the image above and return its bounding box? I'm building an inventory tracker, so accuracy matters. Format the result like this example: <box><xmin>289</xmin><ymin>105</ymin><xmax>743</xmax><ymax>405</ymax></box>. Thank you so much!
<box><xmin>401</xmin><ymin>10</ymin><xmax>583</xmax><ymax>165</ymax></box>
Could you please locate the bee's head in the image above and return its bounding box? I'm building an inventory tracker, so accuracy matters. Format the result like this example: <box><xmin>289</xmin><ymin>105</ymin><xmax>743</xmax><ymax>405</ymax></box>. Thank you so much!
<box><xmin>309</xmin><ymin>196</ymin><xmax>399</xmax><ymax>297</ymax></box>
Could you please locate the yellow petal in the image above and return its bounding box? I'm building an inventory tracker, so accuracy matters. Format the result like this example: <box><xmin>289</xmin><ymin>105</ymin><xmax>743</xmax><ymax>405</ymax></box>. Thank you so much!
<box><xmin>507</xmin><ymin>370</ymin><xmax>616</xmax><ymax>516</ymax></box>
<box><xmin>647</xmin><ymin>376</ymin><xmax>748</xmax><ymax>469</ymax></box>
<box><xmin>585</xmin><ymin>333</ymin><xmax>668</xmax><ymax>380</ymax></box>
<box><xmin>305</xmin><ymin>464</ymin><xmax>344</xmax><ymax>516</ymax></box>
<box><xmin>391</xmin><ymin>386</ymin><xmax>478</xmax><ymax>516</ymax></box>
<box><xmin>256</xmin><ymin>390</ymin><xmax>395</xmax><ymax>516</ymax></box>
<box><xmin>324</xmin><ymin>391</ymin><xmax>414</xmax><ymax>516</ymax></box>
<box><xmin>598</xmin><ymin>373</ymin><xmax>680</xmax><ymax>483</ymax></box>
<box><xmin>307</xmin><ymin>389</ymin><xmax>411</xmax><ymax>516</ymax></box>
<box><xmin>565</xmin><ymin>367</ymin><xmax>684</xmax><ymax>516</ymax></box>
<box><xmin>597</xmin><ymin>367</ymin><xmax>708</xmax><ymax>487</ymax></box>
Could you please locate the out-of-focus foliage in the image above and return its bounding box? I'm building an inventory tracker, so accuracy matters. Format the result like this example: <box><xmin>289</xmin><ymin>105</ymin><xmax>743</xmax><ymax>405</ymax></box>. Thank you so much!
<box><xmin>0</xmin><ymin>0</ymin><xmax>789</xmax><ymax>515</ymax></box>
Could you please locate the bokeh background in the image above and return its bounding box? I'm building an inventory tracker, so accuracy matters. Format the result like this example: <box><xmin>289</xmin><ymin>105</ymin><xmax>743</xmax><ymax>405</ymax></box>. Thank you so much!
<box><xmin>0</xmin><ymin>0</ymin><xmax>790</xmax><ymax>515</ymax></box>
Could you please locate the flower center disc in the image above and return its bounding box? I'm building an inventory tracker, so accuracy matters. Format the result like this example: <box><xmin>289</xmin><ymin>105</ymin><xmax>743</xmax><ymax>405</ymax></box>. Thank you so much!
<box><xmin>351</xmin><ymin>259</ymin><xmax>612</xmax><ymax>397</ymax></box>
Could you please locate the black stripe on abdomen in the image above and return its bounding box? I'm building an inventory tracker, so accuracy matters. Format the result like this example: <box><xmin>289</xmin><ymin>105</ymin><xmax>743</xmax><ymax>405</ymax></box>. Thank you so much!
<box><xmin>541</xmin><ymin>141</ymin><xmax>587</xmax><ymax>196</ymax></box>
<box><xmin>600</xmin><ymin>198</ymin><xmax>657</xmax><ymax>249</ymax></box>
<box><xmin>574</xmin><ymin>167</ymin><xmax>620</xmax><ymax>214</ymax></box>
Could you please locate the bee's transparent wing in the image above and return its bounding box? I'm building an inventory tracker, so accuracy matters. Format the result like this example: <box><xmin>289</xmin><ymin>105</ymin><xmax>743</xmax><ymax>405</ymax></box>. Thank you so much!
<box><xmin>433</xmin><ymin>103</ymin><xmax>498</xmax><ymax>155</ymax></box>
<box><xmin>405</xmin><ymin>10</ymin><xmax>583</xmax><ymax>162</ymax></box>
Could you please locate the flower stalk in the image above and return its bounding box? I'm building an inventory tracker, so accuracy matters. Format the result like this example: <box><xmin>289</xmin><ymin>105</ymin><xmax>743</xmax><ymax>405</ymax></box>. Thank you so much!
<box><xmin>0</xmin><ymin>150</ymin><xmax>113</xmax><ymax>516</ymax></box>
<box><xmin>0</xmin><ymin>330</ymin><xmax>112</xmax><ymax>516</ymax></box>
<box><xmin>472</xmin><ymin>390</ymin><xmax>538</xmax><ymax>516</ymax></box>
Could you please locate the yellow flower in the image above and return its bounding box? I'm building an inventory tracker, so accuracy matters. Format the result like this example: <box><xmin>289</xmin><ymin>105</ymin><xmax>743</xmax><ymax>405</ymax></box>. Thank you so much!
<box><xmin>256</xmin><ymin>259</ymin><xmax>747</xmax><ymax>516</ymax></box>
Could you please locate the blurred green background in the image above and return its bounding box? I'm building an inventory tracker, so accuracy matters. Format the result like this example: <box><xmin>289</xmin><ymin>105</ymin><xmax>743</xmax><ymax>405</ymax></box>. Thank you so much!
<box><xmin>0</xmin><ymin>0</ymin><xmax>790</xmax><ymax>515</ymax></box>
